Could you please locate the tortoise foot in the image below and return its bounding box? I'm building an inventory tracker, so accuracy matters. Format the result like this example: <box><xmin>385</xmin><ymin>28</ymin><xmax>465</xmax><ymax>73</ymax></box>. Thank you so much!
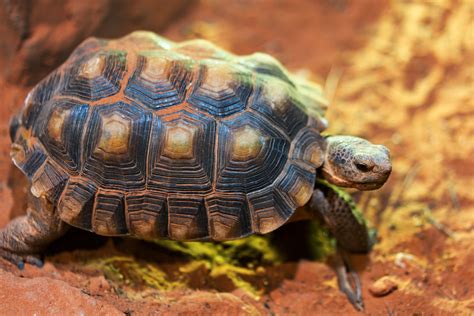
<box><xmin>0</xmin><ymin>248</ymin><xmax>44</xmax><ymax>270</ymax></box>
<box><xmin>334</xmin><ymin>248</ymin><xmax>364</xmax><ymax>311</ymax></box>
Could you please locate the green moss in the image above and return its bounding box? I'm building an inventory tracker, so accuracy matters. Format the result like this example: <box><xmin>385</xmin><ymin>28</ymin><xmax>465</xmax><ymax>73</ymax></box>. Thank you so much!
<box><xmin>152</xmin><ymin>235</ymin><xmax>281</xmax><ymax>267</ymax></box>
<box><xmin>151</xmin><ymin>235</ymin><xmax>281</xmax><ymax>296</ymax></box>
<box><xmin>86</xmin><ymin>256</ymin><xmax>184</xmax><ymax>292</ymax></box>
<box><xmin>305</xmin><ymin>221</ymin><xmax>337</xmax><ymax>260</ymax></box>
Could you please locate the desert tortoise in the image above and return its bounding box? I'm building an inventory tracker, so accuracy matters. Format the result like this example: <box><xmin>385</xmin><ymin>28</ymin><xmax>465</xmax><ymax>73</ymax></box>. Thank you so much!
<box><xmin>2</xmin><ymin>31</ymin><xmax>391</xmax><ymax>309</ymax></box>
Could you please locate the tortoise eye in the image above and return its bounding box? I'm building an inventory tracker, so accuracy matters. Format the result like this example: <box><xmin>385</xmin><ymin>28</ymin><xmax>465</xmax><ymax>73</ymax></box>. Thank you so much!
<box><xmin>355</xmin><ymin>162</ymin><xmax>372</xmax><ymax>172</ymax></box>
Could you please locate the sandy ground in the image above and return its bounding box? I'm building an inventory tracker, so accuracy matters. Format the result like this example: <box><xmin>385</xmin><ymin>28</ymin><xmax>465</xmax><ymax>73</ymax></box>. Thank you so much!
<box><xmin>0</xmin><ymin>0</ymin><xmax>473</xmax><ymax>315</ymax></box>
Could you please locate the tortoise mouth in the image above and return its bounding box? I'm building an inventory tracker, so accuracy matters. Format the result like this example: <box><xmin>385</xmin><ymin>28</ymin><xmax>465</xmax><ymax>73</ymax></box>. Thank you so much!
<box><xmin>351</xmin><ymin>181</ymin><xmax>385</xmax><ymax>190</ymax></box>
<box><xmin>319</xmin><ymin>167</ymin><xmax>389</xmax><ymax>191</ymax></box>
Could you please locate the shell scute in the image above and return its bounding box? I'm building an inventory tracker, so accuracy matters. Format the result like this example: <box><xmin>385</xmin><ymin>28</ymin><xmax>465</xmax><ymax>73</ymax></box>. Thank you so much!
<box><xmin>59</xmin><ymin>50</ymin><xmax>127</xmax><ymax>101</ymax></box>
<box><xmin>205</xmin><ymin>193</ymin><xmax>252</xmax><ymax>240</ymax></box>
<box><xmin>58</xmin><ymin>180</ymin><xmax>97</xmax><ymax>230</ymax></box>
<box><xmin>216</xmin><ymin>111</ymin><xmax>290</xmax><ymax>193</ymax></box>
<box><xmin>126</xmin><ymin>193</ymin><xmax>168</xmax><ymax>239</ymax></box>
<box><xmin>37</xmin><ymin>99</ymin><xmax>89</xmax><ymax>174</ymax></box>
<box><xmin>188</xmin><ymin>60</ymin><xmax>253</xmax><ymax>117</ymax></box>
<box><xmin>250</xmin><ymin>78</ymin><xmax>308</xmax><ymax>139</ymax></box>
<box><xmin>125</xmin><ymin>52</ymin><xmax>194</xmax><ymax>109</ymax></box>
<box><xmin>82</xmin><ymin>102</ymin><xmax>151</xmax><ymax>190</ymax></box>
<box><xmin>93</xmin><ymin>190</ymin><xmax>128</xmax><ymax>236</ymax></box>
<box><xmin>168</xmin><ymin>195</ymin><xmax>208</xmax><ymax>240</ymax></box>
<box><xmin>148</xmin><ymin>109</ymin><xmax>215</xmax><ymax>194</ymax></box>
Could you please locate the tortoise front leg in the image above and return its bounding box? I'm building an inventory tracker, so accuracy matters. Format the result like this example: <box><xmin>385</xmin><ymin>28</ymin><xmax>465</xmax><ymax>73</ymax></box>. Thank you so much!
<box><xmin>308</xmin><ymin>184</ymin><xmax>375</xmax><ymax>311</ymax></box>
<box><xmin>0</xmin><ymin>194</ymin><xmax>68</xmax><ymax>269</ymax></box>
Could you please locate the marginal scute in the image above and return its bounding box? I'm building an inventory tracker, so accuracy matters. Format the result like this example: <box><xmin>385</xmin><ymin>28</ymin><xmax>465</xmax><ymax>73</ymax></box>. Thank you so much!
<box><xmin>58</xmin><ymin>180</ymin><xmax>97</xmax><ymax>230</ymax></box>
<box><xmin>247</xmin><ymin>187</ymin><xmax>291</xmax><ymax>234</ymax></box>
<box><xmin>168</xmin><ymin>195</ymin><xmax>208</xmax><ymax>240</ymax></box>
<box><xmin>290</xmin><ymin>127</ymin><xmax>327</xmax><ymax>170</ymax></box>
<box><xmin>288</xmin><ymin>176</ymin><xmax>313</xmax><ymax>207</ymax></box>
<box><xmin>275</xmin><ymin>163</ymin><xmax>317</xmax><ymax>210</ymax></box>
<box><xmin>126</xmin><ymin>193</ymin><xmax>168</xmax><ymax>239</ymax></box>
<box><xmin>93</xmin><ymin>190</ymin><xmax>128</xmax><ymax>236</ymax></box>
<box><xmin>30</xmin><ymin>160</ymin><xmax>68</xmax><ymax>200</ymax></box>
<box><xmin>206</xmin><ymin>193</ymin><xmax>252</xmax><ymax>240</ymax></box>
<box><xmin>11</xmin><ymin>138</ymin><xmax>47</xmax><ymax>180</ymax></box>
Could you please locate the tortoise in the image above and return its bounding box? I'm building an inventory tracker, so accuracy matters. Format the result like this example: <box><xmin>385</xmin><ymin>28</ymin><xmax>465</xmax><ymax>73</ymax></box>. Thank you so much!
<box><xmin>1</xmin><ymin>31</ymin><xmax>391</xmax><ymax>309</ymax></box>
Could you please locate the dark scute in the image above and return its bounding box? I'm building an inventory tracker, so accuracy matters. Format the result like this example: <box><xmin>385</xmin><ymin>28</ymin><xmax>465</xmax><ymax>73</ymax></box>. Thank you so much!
<box><xmin>216</xmin><ymin>111</ymin><xmax>290</xmax><ymax>193</ymax></box>
<box><xmin>22</xmin><ymin>72</ymin><xmax>61</xmax><ymax>130</ymax></box>
<box><xmin>18</xmin><ymin>144</ymin><xmax>48</xmax><ymax>180</ymax></box>
<box><xmin>58</xmin><ymin>180</ymin><xmax>97</xmax><ymax>230</ymax></box>
<box><xmin>250</xmin><ymin>80</ymin><xmax>308</xmax><ymax>140</ymax></box>
<box><xmin>82</xmin><ymin>102</ymin><xmax>151</xmax><ymax>190</ymax></box>
<box><xmin>276</xmin><ymin>163</ymin><xmax>316</xmax><ymax>209</ymax></box>
<box><xmin>187</xmin><ymin>65</ymin><xmax>253</xmax><ymax>117</ymax></box>
<box><xmin>247</xmin><ymin>186</ymin><xmax>291</xmax><ymax>233</ymax></box>
<box><xmin>127</xmin><ymin>193</ymin><xmax>168</xmax><ymax>238</ymax></box>
<box><xmin>93</xmin><ymin>191</ymin><xmax>128</xmax><ymax>236</ymax></box>
<box><xmin>38</xmin><ymin>99</ymin><xmax>90</xmax><ymax>175</ymax></box>
<box><xmin>291</xmin><ymin>127</ymin><xmax>327</xmax><ymax>169</ymax></box>
<box><xmin>31</xmin><ymin>161</ymin><xmax>68</xmax><ymax>203</ymax></box>
<box><xmin>59</xmin><ymin>51</ymin><xmax>127</xmax><ymax>101</ymax></box>
<box><xmin>206</xmin><ymin>194</ymin><xmax>252</xmax><ymax>240</ymax></box>
<box><xmin>148</xmin><ymin>109</ymin><xmax>215</xmax><ymax>194</ymax></box>
<box><xmin>168</xmin><ymin>196</ymin><xmax>209</xmax><ymax>240</ymax></box>
<box><xmin>125</xmin><ymin>55</ymin><xmax>192</xmax><ymax>109</ymax></box>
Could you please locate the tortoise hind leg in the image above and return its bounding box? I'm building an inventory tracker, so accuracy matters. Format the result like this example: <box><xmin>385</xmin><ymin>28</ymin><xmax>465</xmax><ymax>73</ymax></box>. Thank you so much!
<box><xmin>308</xmin><ymin>183</ymin><xmax>376</xmax><ymax>311</ymax></box>
<box><xmin>0</xmin><ymin>194</ymin><xmax>68</xmax><ymax>269</ymax></box>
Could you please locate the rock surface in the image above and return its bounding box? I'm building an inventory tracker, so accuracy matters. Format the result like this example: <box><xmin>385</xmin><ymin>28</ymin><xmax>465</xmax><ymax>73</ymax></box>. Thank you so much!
<box><xmin>0</xmin><ymin>0</ymin><xmax>195</xmax><ymax>84</ymax></box>
<box><xmin>0</xmin><ymin>269</ymin><xmax>121</xmax><ymax>315</ymax></box>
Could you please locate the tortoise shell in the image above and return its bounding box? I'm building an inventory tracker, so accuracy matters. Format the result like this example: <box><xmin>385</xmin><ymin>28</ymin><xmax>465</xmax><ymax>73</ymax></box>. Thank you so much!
<box><xmin>11</xmin><ymin>31</ymin><xmax>329</xmax><ymax>241</ymax></box>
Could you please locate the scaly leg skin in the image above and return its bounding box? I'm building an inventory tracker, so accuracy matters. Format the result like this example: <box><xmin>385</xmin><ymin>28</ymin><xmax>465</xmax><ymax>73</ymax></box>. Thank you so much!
<box><xmin>0</xmin><ymin>194</ymin><xmax>68</xmax><ymax>269</ymax></box>
<box><xmin>309</xmin><ymin>182</ymin><xmax>375</xmax><ymax>311</ymax></box>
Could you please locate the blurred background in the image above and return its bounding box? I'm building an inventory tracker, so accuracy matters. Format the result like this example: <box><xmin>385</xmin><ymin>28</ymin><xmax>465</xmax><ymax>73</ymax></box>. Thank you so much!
<box><xmin>0</xmin><ymin>0</ymin><xmax>472</xmax><ymax>314</ymax></box>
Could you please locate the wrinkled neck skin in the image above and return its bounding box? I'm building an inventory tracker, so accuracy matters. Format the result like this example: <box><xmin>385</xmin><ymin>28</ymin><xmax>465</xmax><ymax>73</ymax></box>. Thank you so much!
<box><xmin>319</xmin><ymin>135</ymin><xmax>392</xmax><ymax>191</ymax></box>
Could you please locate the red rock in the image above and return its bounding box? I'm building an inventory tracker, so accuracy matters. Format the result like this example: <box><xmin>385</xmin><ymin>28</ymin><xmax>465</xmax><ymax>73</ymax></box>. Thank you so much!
<box><xmin>369</xmin><ymin>276</ymin><xmax>399</xmax><ymax>297</ymax></box>
<box><xmin>0</xmin><ymin>0</ymin><xmax>195</xmax><ymax>84</ymax></box>
<box><xmin>0</xmin><ymin>269</ymin><xmax>122</xmax><ymax>315</ymax></box>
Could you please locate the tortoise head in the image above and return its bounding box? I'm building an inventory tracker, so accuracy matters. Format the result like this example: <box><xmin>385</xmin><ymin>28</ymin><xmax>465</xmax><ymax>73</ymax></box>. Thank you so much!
<box><xmin>320</xmin><ymin>136</ymin><xmax>391</xmax><ymax>190</ymax></box>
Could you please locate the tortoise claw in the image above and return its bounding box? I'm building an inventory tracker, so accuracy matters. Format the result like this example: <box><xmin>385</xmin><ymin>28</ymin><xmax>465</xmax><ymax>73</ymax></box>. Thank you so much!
<box><xmin>334</xmin><ymin>248</ymin><xmax>364</xmax><ymax>311</ymax></box>
<box><xmin>0</xmin><ymin>248</ymin><xmax>44</xmax><ymax>269</ymax></box>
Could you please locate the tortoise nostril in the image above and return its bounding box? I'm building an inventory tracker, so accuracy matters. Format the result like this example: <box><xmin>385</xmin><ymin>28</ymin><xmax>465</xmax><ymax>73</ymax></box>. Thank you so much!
<box><xmin>355</xmin><ymin>162</ymin><xmax>373</xmax><ymax>172</ymax></box>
